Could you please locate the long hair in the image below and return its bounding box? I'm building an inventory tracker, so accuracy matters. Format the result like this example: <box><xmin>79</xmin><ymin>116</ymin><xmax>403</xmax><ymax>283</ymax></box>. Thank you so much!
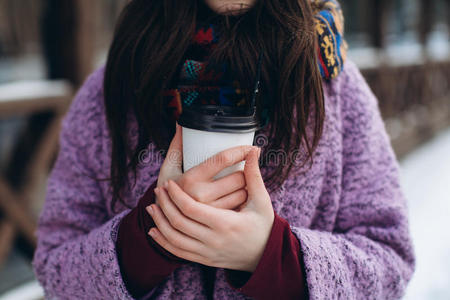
<box><xmin>104</xmin><ymin>0</ymin><xmax>325</xmax><ymax>213</ymax></box>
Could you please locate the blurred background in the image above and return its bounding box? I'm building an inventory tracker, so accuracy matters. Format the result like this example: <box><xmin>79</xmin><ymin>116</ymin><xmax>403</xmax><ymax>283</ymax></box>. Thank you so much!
<box><xmin>0</xmin><ymin>0</ymin><xmax>449</xmax><ymax>299</ymax></box>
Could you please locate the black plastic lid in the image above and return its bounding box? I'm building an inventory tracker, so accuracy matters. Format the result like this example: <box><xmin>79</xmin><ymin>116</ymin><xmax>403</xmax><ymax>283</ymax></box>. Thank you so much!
<box><xmin>178</xmin><ymin>105</ymin><xmax>261</xmax><ymax>133</ymax></box>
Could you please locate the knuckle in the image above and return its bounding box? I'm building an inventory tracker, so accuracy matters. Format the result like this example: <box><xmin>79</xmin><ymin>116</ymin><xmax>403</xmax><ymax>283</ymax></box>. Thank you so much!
<box><xmin>172</xmin><ymin>238</ymin><xmax>184</xmax><ymax>249</ymax></box>
<box><xmin>218</xmin><ymin>151</ymin><xmax>232</xmax><ymax>166</ymax></box>
<box><xmin>222</xmin><ymin>219</ymin><xmax>237</xmax><ymax>233</ymax></box>
<box><xmin>196</xmin><ymin>196</ymin><xmax>208</xmax><ymax>203</ymax></box>
<box><xmin>229</xmin><ymin>193</ymin><xmax>246</xmax><ymax>209</ymax></box>
<box><xmin>216</xmin><ymin>220</ymin><xmax>229</xmax><ymax>232</ymax></box>
<box><xmin>220</xmin><ymin>223</ymin><xmax>232</xmax><ymax>234</ymax></box>
<box><xmin>189</xmin><ymin>188</ymin><xmax>203</xmax><ymax>202</ymax></box>
<box><xmin>196</xmin><ymin>209</ymin><xmax>208</xmax><ymax>221</ymax></box>
<box><xmin>210</xmin><ymin>201</ymin><xmax>223</xmax><ymax>209</ymax></box>
<box><xmin>182</xmin><ymin>203</ymin><xmax>195</xmax><ymax>216</ymax></box>
<box><xmin>238</xmin><ymin>189</ymin><xmax>248</xmax><ymax>200</ymax></box>
<box><xmin>158</xmin><ymin>200</ymin><xmax>169</xmax><ymax>215</ymax></box>
<box><xmin>166</xmin><ymin>233</ymin><xmax>182</xmax><ymax>248</ymax></box>
<box><xmin>170</xmin><ymin>217</ymin><xmax>183</xmax><ymax>230</ymax></box>
<box><xmin>210</xmin><ymin>238</ymin><xmax>223</xmax><ymax>250</ymax></box>
<box><xmin>179</xmin><ymin>175</ymin><xmax>192</xmax><ymax>188</ymax></box>
<box><xmin>195</xmin><ymin>191</ymin><xmax>211</xmax><ymax>203</ymax></box>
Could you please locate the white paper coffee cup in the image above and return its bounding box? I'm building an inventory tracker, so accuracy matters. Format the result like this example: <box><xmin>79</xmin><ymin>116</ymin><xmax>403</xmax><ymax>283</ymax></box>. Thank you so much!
<box><xmin>182</xmin><ymin>126</ymin><xmax>256</xmax><ymax>179</ymax></box>
<box><xmin>178</xmin><ymin>105</ymin><xmax>261</xmax><ymax>180</ymax></box>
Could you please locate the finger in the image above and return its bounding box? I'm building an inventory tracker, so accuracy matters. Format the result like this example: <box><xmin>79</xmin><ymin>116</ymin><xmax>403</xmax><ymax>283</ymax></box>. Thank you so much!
<box><xmin>148</xmin><ymin>203</ymin><xmax>207</xmax><ymax>254</ymax></box>
<box><xmin>166</xmin><ymin>179</ymin><xmax>229</xmax><ymax>228</ymax></box>
<box><xmin>207</xmin><ymin>171</ymin><xmax>246</xmax><ymax>201</ymax></box>
<box><xmin>149</xmin><ymin>227</ymin><xmax>209</xmax><ymax>265</ymax></box>
<box><xmin>155</xmin><ymin>186</ymin><xmax>211</xmax><ymax>242</ymax></box>
<box><xmin>209</xmin><ymin>188</ymin><xmax>248</xmax><ymax>210</ymax></box>
<box><xmin>162</xmin><ymin>122</ymin><xmax>183</xmax><ymax>170</ymax></box>
<box><xmin>244</xmin><ymin>147</ymin><xmax>265</xmax><ymax>197</ymax></box>
<box><xmin>188</xmin><ymin>171</ymin><xmax>245</xmax><ymax>204</ymax></box>
<box><xmin>186</xmin><ymin>145</ymin><xmax>256</xmax><ymax>181</ymax></box>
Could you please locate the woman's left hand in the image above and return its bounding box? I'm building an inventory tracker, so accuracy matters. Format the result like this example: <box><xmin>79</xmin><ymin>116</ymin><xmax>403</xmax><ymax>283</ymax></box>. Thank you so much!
<box><xmin>146</xmin><ymin>147</ymin><xmax>275</xmax><ymax>272</ymax></box>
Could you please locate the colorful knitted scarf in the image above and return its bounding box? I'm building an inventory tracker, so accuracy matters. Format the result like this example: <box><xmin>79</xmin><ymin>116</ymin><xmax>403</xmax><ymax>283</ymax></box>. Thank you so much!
<box><xmin>164</xmin><ymin>0</ymin><xmax>347</xmax><ymax>122</ymax></box>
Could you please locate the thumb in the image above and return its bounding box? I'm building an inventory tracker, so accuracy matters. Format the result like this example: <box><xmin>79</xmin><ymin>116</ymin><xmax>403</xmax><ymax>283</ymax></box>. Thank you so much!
<box><xmin>243</xmin><ymin>147</ymin><xmax>266</xmax><ymax>203</ymax></box>
<box><xmin>164</xmin><ymin>122</ymin><xmax>183</xmax><ymax>170</ymax></box>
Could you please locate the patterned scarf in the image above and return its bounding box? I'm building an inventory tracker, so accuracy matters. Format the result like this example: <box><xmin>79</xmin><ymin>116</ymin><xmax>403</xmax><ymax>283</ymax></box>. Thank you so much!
<box><xmin>164</xmin><ymin>0</ymin><xmax>347</xmax><ymax>122</ymax></box>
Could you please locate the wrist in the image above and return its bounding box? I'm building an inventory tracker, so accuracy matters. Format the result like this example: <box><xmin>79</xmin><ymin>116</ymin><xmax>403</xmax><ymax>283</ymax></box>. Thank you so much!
<box><xmin>244</xmin><ymin>211</ymin><xmax>276</xmax><ymax>272</ymax></box>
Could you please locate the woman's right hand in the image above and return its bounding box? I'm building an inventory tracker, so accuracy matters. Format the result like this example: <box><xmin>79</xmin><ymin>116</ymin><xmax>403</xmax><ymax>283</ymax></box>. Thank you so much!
<box><xmin>157</xmin><ymin>122</ymin><xmax>254</xmax><ymax>210</ymax></box>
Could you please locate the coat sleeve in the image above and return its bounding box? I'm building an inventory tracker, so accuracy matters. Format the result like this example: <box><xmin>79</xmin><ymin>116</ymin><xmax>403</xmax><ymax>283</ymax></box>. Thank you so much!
<box><xmin>31</xmin><ymin>69</ymin><xmax>158</xmax><ymax>300</ymax></box>
<box><xmin>289</xmin><ymin>61</ymin><xmax>415</xmax><ymax>299</ymax></box>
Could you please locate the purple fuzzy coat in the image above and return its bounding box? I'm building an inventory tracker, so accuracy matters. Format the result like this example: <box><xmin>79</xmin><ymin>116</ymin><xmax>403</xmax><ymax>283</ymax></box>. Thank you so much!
<box><xmin>32</xmin><ymin>60</ymin><xmax>415</xmax><ymax>299</ymax></box>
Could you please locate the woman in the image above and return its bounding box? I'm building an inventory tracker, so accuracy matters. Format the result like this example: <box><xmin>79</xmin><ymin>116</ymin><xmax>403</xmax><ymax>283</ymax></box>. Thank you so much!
<box><xmin>32</xmin><ymin>0</ymin><xmax>415</xmax><ymax>299</ymax></box>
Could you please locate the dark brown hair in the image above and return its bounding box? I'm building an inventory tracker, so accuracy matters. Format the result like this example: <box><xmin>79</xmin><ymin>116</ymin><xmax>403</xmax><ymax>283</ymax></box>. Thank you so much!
<box><xmin>104</xmin><ymin>0</ymin><xmax>325</xmax><ymax>213</ymax></box>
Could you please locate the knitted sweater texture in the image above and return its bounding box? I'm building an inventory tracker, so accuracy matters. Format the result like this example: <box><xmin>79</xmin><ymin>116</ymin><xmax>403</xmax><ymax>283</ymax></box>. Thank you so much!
<box><xmin>32</xmin><ymin>60</ymin><xmax>415</xmax><ymax>299</ymax></box>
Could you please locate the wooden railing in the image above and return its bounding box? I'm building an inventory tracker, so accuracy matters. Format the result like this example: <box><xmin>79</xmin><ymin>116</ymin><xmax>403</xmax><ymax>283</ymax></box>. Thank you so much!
<box><xmin>340</xmin><ymin>0</ymin><xmax>450</xmax><ymax>157</ymax></box>
<box><xmin>1</xmin><ymin>1</ymin><xmax>449</xmax><ymax>157</ymax></box>
<box><xmin>0</xmin><ymin>80</ymin><xmax>72</xmax><ymax>265</ymax></box>
<box><xmin>362</xmin><ymin>61</ymin><xmax>450</xmax><ymax>158</ymax></box>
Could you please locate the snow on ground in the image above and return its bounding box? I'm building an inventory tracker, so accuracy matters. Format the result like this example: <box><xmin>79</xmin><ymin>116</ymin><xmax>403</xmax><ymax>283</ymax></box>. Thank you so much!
<box><xmin>0</xmin><ymin>281</ymin><xmax>43</xmax><ymax>300</ymax></box>
<box><xmin>402</xmin><ymin>127</ymin><xmax>450</xmax><ymax>300</ymax></box>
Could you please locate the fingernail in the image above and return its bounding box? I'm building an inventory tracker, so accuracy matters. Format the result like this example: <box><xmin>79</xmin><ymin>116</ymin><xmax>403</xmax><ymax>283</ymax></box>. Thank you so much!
<box><xmin>146</xmin><ymin>205</ymin><xmax>154</xmax><ymax>215</ymax></box>
<box><xmin>164</xmin><ymin>181</ymin><xmax>169</xmax><ymax>189</ymax></box>
<box><xmin>154</xmin><ymin>187</ymin><xmax>159</xmax><ymax>194</ymax></box>
<box><xmin>148</xmin><ymin>228</ymin><xmax>156</xmax><ymax>237</ymax></box>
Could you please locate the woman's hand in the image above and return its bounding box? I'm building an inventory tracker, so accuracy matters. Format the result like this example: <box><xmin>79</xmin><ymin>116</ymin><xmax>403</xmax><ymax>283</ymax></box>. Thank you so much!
<box><xmin>147</xmin><ymin>147</ymin><xmax>275</xmax><ymax>272</ymax></box>
<box><xmin>156</xmin><ymin>124</ymin><xmax>184</xmax><ymax>188</ymax></box>
<box><xmin>157</xmin><ymin>122</ymin><xmax>250</xmax><ymax>210</ymax></box>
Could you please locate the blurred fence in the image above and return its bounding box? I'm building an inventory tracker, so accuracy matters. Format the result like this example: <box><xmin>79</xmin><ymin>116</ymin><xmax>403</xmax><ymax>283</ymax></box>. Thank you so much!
<box><xmin>0</xmin><ymin>0</ymin><xmax>448</xmax><ymax>156</ymax></box>
<box><xmin>339</xmin><ymin>0</ymin><xmax>450</xmax><ymax>156</ymax></box>
<box><xmin>0</xmin><ymin>0</ymin><xmax>43</xmax><ymax>55</ymax></box>
<box><xmin>0</xmin><ymin>0</ymin><xmax>449</xmax><ymax>168</ymax></box>
<box><xmin>366</xmin><ymin>62</ymin><xmax>450</xmax><ymax>157</ymax></box>
<box><xmin>0</xmin><ymin>0</ymin><xmax>127</xmax><ymax>84</ymax></box>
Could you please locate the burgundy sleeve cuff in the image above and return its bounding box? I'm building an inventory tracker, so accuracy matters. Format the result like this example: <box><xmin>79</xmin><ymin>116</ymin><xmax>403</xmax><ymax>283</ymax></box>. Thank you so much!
<box><xmin>116</xmin><ymin>180</ymin><xmax>188</xmax><ymax>299</ymax></box>
<box><xmin>224</xmin><ymin>212</ymin><xmax>308</xmax><ymax>300</ymax></box>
